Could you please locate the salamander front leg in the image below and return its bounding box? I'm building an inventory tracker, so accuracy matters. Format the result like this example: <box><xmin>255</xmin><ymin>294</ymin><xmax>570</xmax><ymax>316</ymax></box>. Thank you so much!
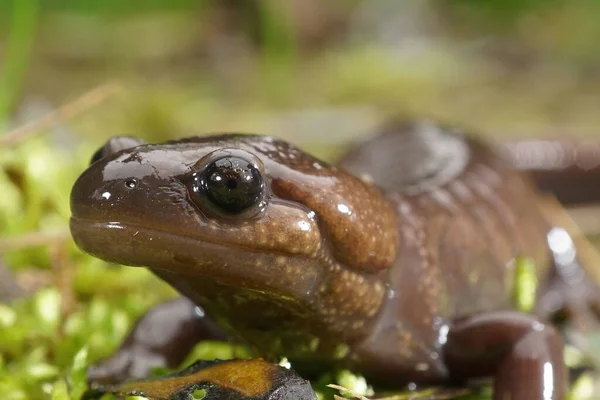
<box><xmin>87</xmin><ymin>297</ymin><xmax>227</xmax><ymax>384</ymax></box>
<box><xmin>443</xmin><ymin>311</ymin><xmax>566</xmax><ymax>400</ymax></box>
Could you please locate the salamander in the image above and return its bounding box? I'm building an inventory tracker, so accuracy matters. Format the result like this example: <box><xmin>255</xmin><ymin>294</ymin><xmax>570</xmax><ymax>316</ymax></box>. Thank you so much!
<box><xmin>69</xmin><ymin>119</ymin><xmax>600</xmax><ymax>399</ymax></box>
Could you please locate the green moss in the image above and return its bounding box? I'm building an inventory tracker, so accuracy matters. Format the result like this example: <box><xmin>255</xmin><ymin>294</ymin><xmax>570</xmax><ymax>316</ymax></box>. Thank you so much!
<box><xmin>512</xmin><ymin>256</ymin><xmax>538</xmax><ymax>313</ymax></box>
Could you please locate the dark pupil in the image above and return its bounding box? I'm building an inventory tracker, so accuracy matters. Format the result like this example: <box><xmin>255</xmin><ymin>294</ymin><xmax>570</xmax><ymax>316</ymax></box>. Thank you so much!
<box><xmin>201</xmin><ymin>157</ymin><xmax>263</xmax><ymax>213</ymax></box>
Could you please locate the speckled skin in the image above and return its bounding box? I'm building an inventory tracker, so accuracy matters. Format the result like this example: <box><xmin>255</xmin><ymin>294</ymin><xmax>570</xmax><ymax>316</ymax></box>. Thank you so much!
<box><xmin>70</xmin><ymin>120</ymin><xmax>600</xmax><ymax>399</ymax></box>
<box><xmin>337</xmin><ymin>122</ymin><xmax>555</xmax><ymax>382</ymax></box>
<box><xmin>70</xmin><ymin>133</ymin><xmax>396</xmax><ymax>366</ymax></box>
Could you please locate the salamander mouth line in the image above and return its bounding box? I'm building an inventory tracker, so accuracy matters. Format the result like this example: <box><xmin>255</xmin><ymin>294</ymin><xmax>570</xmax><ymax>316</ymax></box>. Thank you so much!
<box><xmin>69</xmin><ymin>216</ymin><xmax>314</xmax><ymax>259</ymax></box>
<box><xmin>69</xmin><ymin>215</ymin><xmax>320</xmax><ymax>306</ymax></box>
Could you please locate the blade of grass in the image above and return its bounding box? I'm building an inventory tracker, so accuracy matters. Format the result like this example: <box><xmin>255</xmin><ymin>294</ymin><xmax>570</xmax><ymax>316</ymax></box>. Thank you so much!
<box><xmin>0</xmin><ymin>0</ymin><xmax>39</xmax><ymax>129</ymax></box>
<box><xmin>0</xmin><ymin>81</ymin><xmax>122</xmax><ymax>148</ymax></box>
<box><xmin>0</xmin><ymin>229</ymin><xmax>71</xmax><ymax>252</ymax></box>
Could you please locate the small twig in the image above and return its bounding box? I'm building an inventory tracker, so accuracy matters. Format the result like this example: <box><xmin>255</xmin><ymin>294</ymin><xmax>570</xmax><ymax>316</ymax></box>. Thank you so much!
<box><xmin>327</xmin><ymin>384</ymin><xmax>371</xmax><ymax>400</ymax></box>
<box><xmin>0</xmin><ymin>228</ymin><xmax>71</xmax><ymax>252</ymax></box>
<box><xmin>0</xmin><ymin>81</ymin><xmax>122</xmax><ymax>148</ymax></box>
<box><xmin>50</xmin><ymin>241</ymin><xmax>76</xmax><ymax>333</ymax></box>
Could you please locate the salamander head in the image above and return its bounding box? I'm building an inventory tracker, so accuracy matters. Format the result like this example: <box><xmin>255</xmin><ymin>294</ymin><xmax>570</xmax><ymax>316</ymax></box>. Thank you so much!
<box><xmin>70</xmin><ymin>134</ymin><xmax>397</xmax><ymax>347</ymax></box>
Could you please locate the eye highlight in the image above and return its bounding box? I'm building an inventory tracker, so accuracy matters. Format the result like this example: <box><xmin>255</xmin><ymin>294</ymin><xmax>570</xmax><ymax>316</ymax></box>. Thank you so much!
<box><xmin>191</xmin><ymin>155</ymin><xmax>266</xmax><ymax>217</ymax></box>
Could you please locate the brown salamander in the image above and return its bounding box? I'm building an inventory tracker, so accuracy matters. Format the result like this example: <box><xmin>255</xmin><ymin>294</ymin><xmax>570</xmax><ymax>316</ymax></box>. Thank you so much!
<box><xmin>69</xmin><ymin>120</ymin><xmax>600</xmax><ymax>399</ymax></box>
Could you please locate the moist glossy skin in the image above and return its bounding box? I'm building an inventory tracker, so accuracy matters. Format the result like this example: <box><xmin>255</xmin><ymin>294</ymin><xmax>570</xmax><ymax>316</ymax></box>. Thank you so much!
<box><xmin>71</xmin><ymin>120</ymin><xmax>600</xmax><ymax>399</ymax></box>
<box><xmin>337</xmin><ymin>122</ymin><xmax>554</xmax><ymax>376</ymax></box>
<box><xmin>70</xmin><ymin>133</ymin><xmax>398</xmax><ymax>366</ymax></box>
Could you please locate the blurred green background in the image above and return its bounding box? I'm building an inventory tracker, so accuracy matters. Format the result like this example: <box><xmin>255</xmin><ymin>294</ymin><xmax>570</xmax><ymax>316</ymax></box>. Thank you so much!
<box><xmin>2</xmin><ymin>1</ymin><xmax>600</xmax><ymax>399</ymax></box>
<box><xmin>4</xmin><ymin>0</ymin><xmax>600</xmax><ymax>141</ymax></box>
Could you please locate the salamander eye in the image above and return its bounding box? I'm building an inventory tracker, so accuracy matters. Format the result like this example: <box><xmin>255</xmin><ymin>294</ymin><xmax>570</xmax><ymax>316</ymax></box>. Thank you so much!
<box><xmin>192</xmin><ymin>156</ymin><xmax>265</xmax><ymax>216</ymax></box>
